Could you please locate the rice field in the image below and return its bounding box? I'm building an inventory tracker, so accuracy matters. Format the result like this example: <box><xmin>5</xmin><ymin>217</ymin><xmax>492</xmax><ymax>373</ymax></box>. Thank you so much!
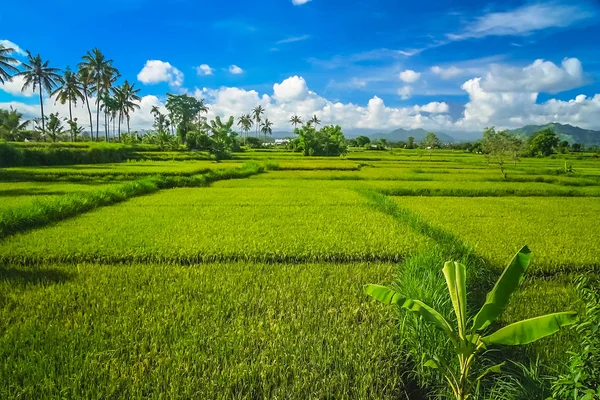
<box><xmin>1</xmin><ymin>148</ymin><xmax>599</xmax><ymax>398</ymax></box>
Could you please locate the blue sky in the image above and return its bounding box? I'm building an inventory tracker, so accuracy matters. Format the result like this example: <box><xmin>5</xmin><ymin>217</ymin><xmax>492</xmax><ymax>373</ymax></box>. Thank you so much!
<box><xmin>1</xmin><ymin>0</ymin><xmax>599</xmax><ymax>134</ymax></box>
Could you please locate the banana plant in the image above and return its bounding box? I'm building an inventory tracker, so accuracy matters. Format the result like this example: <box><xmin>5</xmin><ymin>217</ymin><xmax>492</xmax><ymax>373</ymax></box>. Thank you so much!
<box><xmin>365</xmin><ymin>246</ymin><xmax>577</xmax><ymax>400</ymax></box>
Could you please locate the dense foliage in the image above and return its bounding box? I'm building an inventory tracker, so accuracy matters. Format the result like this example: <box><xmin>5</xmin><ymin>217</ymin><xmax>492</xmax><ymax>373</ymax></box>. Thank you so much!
<box><xmin>293</xmin><ymin>124</ymin><xmax>348</xmax><ymax>156</ymax></box>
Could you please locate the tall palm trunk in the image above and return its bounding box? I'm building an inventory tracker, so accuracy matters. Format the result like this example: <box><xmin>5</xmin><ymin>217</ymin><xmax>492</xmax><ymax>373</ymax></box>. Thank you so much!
<box><xmin>68</xmin><ymin>99</ymin><xmax>73</xmax><ymax>141</ymax></box>
<box><xmin>118</xmin><ymin>112</ymin><xmax>122</xmax><ymax>141</ymax></box>
<box><xmin>95</xmin><ymin>81</ymin><xmax>101</xmax><ymax>141</ymax></box>
<box><xmin>84</xmin><ymin>95</ymin><xmax>93</xmax><ymax>141</ymax></box>
<box><xmin>95</xmin><ymin>97</ymin><xmax>100</xmax><ymax>141</ymax></box>
<box><xmin>113</xmin><ymin>116</ymin><xmax>116</xmax><ymax>141</ymax></box>
<box><xmin>127</xmin><ymin>115</ymin><xmax>130</xmax><ymax>134</ymax></box>
<box><xmin>104</xmin><ymin>112</ymin><xmax>109</xmax><ymax>141</ymax></box>
<box><xmin>38</xmin><ymin>85</ymin><xmax>45</xmax><ymax>136</ymax></box>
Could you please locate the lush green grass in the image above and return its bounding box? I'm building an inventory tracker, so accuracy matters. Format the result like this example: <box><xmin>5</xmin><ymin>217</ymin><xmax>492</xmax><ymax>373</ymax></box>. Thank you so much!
<box><xmin>0</xmin><ymin>163</ymin><xmax>264</xmax><ymax>241</ymax></box>
<box><xmin>0</xmin><ymin>181</ymin><xmax>114</xmax><ymax>210</ymax></box>
<box><xmin>0</xmin><ymin>181</ymin><xmax>431</xmax><ymax>265</ymax></box>
<box><xmin>394</xmin><ymin>196</ymin><xmax>600</xmax><ymax>273</ymax></box>
<box><xmin>1</xmin><ymin>160</ymin><xmax>240</xmax><ymax>182</ymax></box>
<box><xmin>1</xmin><ymin>147</ymin><xmax>598</xmax><ymax>398</ymax></box>
<box><xmin>0</xmin><ymin>262</ymin><xmax>408</xmax><ymax>399</ymax></box>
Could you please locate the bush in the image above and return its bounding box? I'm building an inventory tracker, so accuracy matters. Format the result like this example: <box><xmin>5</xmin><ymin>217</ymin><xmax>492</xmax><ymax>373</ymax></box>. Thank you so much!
<box><xmin>0</xmin><ymin>142</ymin><xmax>25</xmax><ymax>167</ymax></box>
<box><xmin>186</xmin><ymin>131</ymin><xmax>212</xmax><ymax>151</ymax></box>
<box><xmin>294</xmin><ymin>124</ymin><xmax>348</xmax><ymax>156</ymax></box>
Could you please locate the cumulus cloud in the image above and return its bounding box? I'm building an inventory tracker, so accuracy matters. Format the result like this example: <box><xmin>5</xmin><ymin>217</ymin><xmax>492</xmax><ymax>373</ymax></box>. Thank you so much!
<box><xmin>397</xmin><ymin>86</ymin><xmax>413</xmax><ymax>100</ymax></box>
<box><xmin>3</xmin><ymin>69</ymin><xmax>600</xmax><ymax>135</ymax></box>
<box><xmin>273</xmin><ymin>76</ymin><xmax>309</xmax><ymax>101</ymax></box>
<box><xmin>431</xmin><ymin>65</ymin><xmax>464</xmax><ymax>79</ymax></box>
<box><xmin>456</xmin><ymin>77</ymin><xmax>600</xmax><ymax>131</ymax></box>
<box><xmin>399</xmin><ymin>69</ymin><xmax>421</xmax><ymax>83</ymax></box>
<box><xmin>196</xmin><ymin>64</ymin><xmax>214</xmax><ymax>76</ymax></box>
<box><xmin>137</xmin><ymin>60</ymin><xmax>184</xmax><ymax>87</ymax></box>
<box><xmin>292</xmin><ymin>0</ymin><xmax>311</xmax><ymax>5</ymax></box>
<box><xmin>480</xmin><ymin>58</ymin><xmax>584</xmax><ymax>93</ymax></box>
<box><xmin>0</xmin><ymin>75</ymin><xmax>35</xmax><ymax>97</ymax></box>
<box><xmin>415</xmin><ymin>102</ymin><xmax>450</xmax><ymax>114</ymax></box>
<box><xmin>448</xmin><ymin>2</ymin><xmax>595</xmax><ymax>40</ymax></box>
<box><xmin>0</xmin><ymin>39</ymin><xmax>26</xmax><ymax>55</ymax></box>
<box><xmin>229</xmin><ymin>65</ymin><xmax>244</xmax><ymax>74</ymax></box>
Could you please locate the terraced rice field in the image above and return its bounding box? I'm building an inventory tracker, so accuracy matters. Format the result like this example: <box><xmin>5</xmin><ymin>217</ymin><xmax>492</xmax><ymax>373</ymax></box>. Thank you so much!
<box><xmin>1</xmin><ymin>148</ymin><xmax>599</xmax><ymax>398</ymax></box>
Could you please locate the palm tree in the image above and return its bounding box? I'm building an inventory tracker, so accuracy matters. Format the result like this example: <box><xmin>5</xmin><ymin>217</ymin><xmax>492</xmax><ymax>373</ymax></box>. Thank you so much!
<box><xmin>17</xmin><ymin>51</ymin><xmax>61</xmax><ymax>135</ymax></box>
<box><xmin>52</xmin><ymin>66</ymin><xmax>85</xmax><ymax>125</ymax></box>
<box><xmin>100</xmin><ymin>92</ymin><xmax>114</xmax><ymax>140</ymax></box>
<box><xmin>78</xmin><ymin>67</ymin><xmax>95</xmax><ymax>140</ymax></box>
<box><xmin>0</xmin><ymin>45</ymin><xmax>19</xmax><ymax>84</ymax></box>
<box><xmin>99</xmin><ymin>69</ymin><xmax>119</xmax><ymax>140</ymax></box>
<box><xmin>237</xmin><ymin>114</ymin><xmax>253</xmax><ymax>144</ymax></box>
<box><xmin>290</xmin><ymin>115</ymin><xmax>302</xmax><ymax>130</ymax></box>
<box><xmin>261</xmin><ymin>118</ymin><xmax>273</xmax><ymax>140</ymax></box>
<box><xmin>252</xmin><ymin>105</ymin><xmax>264</xmax><ymax>138</ymax></box>
<box><xmin>79</xmin><ymin>49</ymin><xmax>118</xmax><ymax>141</ymax></box>
<box><xmin>310</xmin><ymin>114</ymin><xmax>321</xmax><ymax>128</ymax></box>
<box><xmin>115</xmin><ymin>80</ymin><xmax>141</xmax><ymax>137</ymax></box>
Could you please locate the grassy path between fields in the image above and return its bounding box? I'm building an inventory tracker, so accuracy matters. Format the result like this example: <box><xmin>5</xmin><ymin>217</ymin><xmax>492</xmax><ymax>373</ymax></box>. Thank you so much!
<box><xmin>0</xmin><ymin>163</ymin><xmax>264</xmax><ymax>241</ymax></box>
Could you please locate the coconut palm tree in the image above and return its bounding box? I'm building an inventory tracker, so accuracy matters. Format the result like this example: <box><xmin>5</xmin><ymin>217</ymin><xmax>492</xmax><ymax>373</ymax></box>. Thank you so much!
<box><xmin>261</xmin><ymin>118</ymin><xmax>273</xmax><ymax>140</ymax></box>
<box><xmin>237</xmin><ymin>114</ymin><xmax>253</xmax><ymax>144</ymax></box>
<box><xmin>99</xmin><ymin>69</ymin><xmax>119</xmax><ymax>140</ymax></box>
<box><xmin>0</xmin><ymin>45</ymin><xmax>19</xmax><ymax>84</ymax></box>
<box><xmin>17</xmin><ymin>51</ymin><xmax>61</xmax><ymax>135</ymax></box>
<box><xmin>78</xmin><ymin>49</ymin><xmax>118</xmax><ymax>141</ymax></box>
<box><xmin>52</xmin><ymin>66</ymin><xmax>85</xmax><ymax>125</ymax></box>
<box><xmin>252</xmin><ymin>105</ymin><xmax>264</xmax><ymax>138</ymax></box>
<box><xmin>290</xmin><ymin>115</ymin><xmax>302</xmax><ymax>130</ymax></box>
<box><xmin>116</xmin><ymin>80</ymin><xmax>141</xmax><ymax>137</ymax></box>
<box><xmin>78</xmin><ymin>67</ymin><xmax>95</xmax><ymax>140</ymax></box>
<box><xmin>310</xmin><ymin>114</ymin><xmax>321</xmax><ymax>128</ymax></box>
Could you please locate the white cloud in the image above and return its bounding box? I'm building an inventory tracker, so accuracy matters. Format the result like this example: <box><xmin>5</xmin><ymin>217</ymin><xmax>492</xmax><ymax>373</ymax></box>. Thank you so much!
<box><xmin>431</xmin><ymin>65</ymin><xmax>464</xmax><ymax>79</ymax></box>
<box><xmin>0</xmin><ymin>39</ymin><xmax>26</xmax><ymax>55</ymax></box>
<box><xmin>3</xmin><ymin>68</ymin><xmax>600</xmax><ymax>136</ymax></box>
<box><xmin>397</xmin><ymin>86</ymin><xmax>413</xmax><ymax>100</ymax></box>
<box><xmin>415</xmin><ymin>102</ymin><xmax>450</xmax><ymax>114</ymax></box>
<box><xmin>273</xmin><ymin>76</ymin><xmax>309</xmax><ymax>101</ymax></box>
<box><xmin>196</xmin><ymin>64</ymin><xmax>214</xmax><ymax>76</ymax></box>
<box><xmin>0</xmin><ymin>75</ymin><xmax>35</xmax><ymax>97</ymax></box>
<box><xmin>456</xmin><ymin>77</ymin><xmax>600</xmax><ymax>131</ymax></box>
<box><xmin>448</xmin><ymin>3</ymin><xmax>595</xmax><ymax>40</ymax></box>
<box><xmin>137</xmin><ymin>60</ymin><xmax>184</xmax><ymax>87</ymax></box>
<box><xmin>399</xmin><ymin>69</ymin><xmax>421</xmax><ymax>83</ymax></box>
<box><xmin>480</xmin><ymin>58</ymin><xmax>584</xmax><ymax>93</ymax></box>
<box><xmin>276</xmin><ymin>35</ymin><xmax>310</xmax><ymax>44</ymax></box>
<box><xmin>229</xmin><ymin>65</ymin><xmax>243</xmax><ymax>74</ymax></box>
<box><xmin>292</xmin><ymin>0</ymin><xmax>311</xmax><ymax>5</ymax></box>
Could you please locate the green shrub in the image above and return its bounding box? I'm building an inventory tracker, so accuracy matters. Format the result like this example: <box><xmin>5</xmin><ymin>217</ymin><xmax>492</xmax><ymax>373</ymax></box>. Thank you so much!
<box><xmin>0</xmin><ymin>142</ymin><xmax>24</xmax><ymax>167</ymax></box>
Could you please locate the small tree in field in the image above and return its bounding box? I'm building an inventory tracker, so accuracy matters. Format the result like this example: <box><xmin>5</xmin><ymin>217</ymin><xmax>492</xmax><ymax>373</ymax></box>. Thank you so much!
<box><xmin>423</xmin><ymin>132</ymin><xmax>441</xmax><ymax>160</ymax></box>
<box><xmin>528</xmin><ymin>128</ymin><xmax>559</xmax><ymax>157</ymax></box>
<box><xmin>481</xmin><ymin>127</ymin><xmax>522</xmax><ymax>179</ymax></box>
<box><xmin>355</xmin><ymin>135</ymin><xmax>370</xmax><ymax>147</ymax></box>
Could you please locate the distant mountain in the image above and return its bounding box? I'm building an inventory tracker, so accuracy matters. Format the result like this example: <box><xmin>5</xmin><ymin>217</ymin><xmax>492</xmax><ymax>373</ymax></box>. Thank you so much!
<box><xmin>508</xmin><ymin>123</ymin><xmax>600</xmax><ymax>146</ymax></box>
<box><xmin>369</xmin><ymin>128</ymin><xmax>456</xmax><ymax>143</ymax></box>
